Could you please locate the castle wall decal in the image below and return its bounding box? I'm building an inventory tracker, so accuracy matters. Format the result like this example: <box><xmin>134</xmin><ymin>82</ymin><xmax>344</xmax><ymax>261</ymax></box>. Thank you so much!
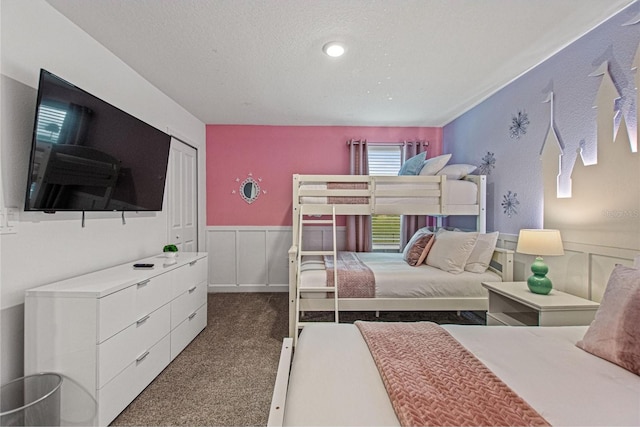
<box><xmin>541</xmin><ymin>37</ymin><xmax>639</xmax><ymax>251</ymax></box>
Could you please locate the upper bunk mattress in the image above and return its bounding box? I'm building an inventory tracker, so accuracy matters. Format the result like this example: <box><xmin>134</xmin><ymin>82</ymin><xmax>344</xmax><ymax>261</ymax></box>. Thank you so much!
<box><xmin>299</xmin><ymin>179</ymin><xmax>478</xmax><ymax>205</ymax></box>
<box><xmin>300</xmin><ymin>252</ymin><xmax>500</xmax><ymax>299</ymax></box>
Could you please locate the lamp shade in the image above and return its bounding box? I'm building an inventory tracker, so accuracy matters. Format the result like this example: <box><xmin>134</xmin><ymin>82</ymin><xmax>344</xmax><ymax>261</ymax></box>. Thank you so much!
<box><xmin>516</xmin><ymin>229</ymin><xmax>564</xmax><ymax>256</ymax></box>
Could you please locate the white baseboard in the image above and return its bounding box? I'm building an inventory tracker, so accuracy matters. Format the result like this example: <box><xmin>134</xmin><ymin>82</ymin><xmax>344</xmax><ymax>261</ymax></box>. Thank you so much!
<box><xmin>208</xmin><ymin>284</ymin><xmax>288</xmax><ymax>293</ymax></box>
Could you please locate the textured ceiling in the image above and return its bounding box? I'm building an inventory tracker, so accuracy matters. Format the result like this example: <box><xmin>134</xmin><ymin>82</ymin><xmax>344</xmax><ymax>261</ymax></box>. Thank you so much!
<box><xmin>45</xmin><ymin>0</ymin><xmax>636</xmax><ymax>127</ymax></box>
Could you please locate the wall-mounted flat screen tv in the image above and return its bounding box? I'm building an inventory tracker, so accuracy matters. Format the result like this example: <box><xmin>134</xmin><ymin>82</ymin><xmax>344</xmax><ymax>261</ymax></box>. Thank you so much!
<box><xmin>24</xmin><ymin>69</ymin><xmax>172</xmax><ymax>212</ymax></box>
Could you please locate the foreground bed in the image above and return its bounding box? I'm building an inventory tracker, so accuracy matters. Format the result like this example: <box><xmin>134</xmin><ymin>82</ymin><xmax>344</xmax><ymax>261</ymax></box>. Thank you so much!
<box><xmin>271</xmin><ymin>262</ymin><xmax>640</xmax><ymax>426</ymax></box>
<box><xmin>271</xmin><ymin>323</ymin><xmax>639</xmax><ymax>426</ymax></box>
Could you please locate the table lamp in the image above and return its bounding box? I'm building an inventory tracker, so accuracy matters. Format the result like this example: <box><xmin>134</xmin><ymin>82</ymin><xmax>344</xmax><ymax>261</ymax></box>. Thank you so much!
<box><xmin>516</xmin><ymin>229</ymin><xmax>564</xmax><ymax>295</ymax></box>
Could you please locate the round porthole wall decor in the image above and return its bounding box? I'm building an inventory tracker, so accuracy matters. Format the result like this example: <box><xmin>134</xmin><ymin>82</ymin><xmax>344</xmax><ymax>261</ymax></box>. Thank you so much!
<box><xmin>240</xmin><ymin>177</ymin><xmax>260</xmax><ymax>204</ymax></box>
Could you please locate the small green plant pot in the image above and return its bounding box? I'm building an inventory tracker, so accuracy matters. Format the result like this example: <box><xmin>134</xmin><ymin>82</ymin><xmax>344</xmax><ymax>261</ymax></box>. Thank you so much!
<box><xmin>163</xmin><ymin>244</ymin><xmax>178</xmax><ymax>258</ymax></box>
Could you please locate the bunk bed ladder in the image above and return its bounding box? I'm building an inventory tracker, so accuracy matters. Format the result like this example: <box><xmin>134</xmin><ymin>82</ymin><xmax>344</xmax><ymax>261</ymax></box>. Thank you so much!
<box><xmin>295</xmin><ymin>205</ymin><xmax>339</xmax><ymax>344</ymax></box>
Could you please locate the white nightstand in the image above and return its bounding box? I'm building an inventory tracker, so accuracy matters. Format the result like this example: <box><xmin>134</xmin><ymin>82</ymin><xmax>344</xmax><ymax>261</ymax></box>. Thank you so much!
<box><xmin>482</xmin><ymin>281</ymin><xmax>600</xmax><ymax>326</ymax></box>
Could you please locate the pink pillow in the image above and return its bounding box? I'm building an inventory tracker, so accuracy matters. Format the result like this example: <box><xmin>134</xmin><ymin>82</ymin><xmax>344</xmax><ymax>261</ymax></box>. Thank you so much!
<box><xmin>402</xmin><ymin>231</ymin><xmax>435</xmax><ymax>267</ymax></box>
<box><xmin>417</xmin><ymin>235</ymin><xmax>436</xmax><ymax>265</ymax></box>
<box><xmin>576</xmin><ymin>264</ymin><xmax>640</xmax><ymax>375</ymax></box>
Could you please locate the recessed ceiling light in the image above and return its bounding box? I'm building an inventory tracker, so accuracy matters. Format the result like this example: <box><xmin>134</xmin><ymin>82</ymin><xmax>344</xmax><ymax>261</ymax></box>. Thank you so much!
<box><xmin>323</xmin><ymin>42</ymin><xmax>345</xmax><ymax>58</ymax></box>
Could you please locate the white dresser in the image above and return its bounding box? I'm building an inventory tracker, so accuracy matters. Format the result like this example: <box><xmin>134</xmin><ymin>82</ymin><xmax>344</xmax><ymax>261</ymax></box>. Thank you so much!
<box><xmin>24</xmin><ymin>252</ymin><xmax>208</xmax><ymax>426</ymax></box>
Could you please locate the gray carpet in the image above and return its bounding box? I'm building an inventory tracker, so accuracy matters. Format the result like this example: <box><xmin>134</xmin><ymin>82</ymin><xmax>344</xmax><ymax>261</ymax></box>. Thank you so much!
<box><xmin>111</xmin><ymin>293</ymin><xmax>288</xmax><ymax>427</ymax></box>
<box><xmin>110</xmin><ymin>293</ymin><xmax>482</xmax><ymax>426</ymax></box>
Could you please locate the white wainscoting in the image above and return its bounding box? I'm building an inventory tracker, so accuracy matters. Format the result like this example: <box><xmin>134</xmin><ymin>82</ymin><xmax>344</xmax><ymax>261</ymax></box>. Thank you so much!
<box><xmin>499</xmin><ymin>233</ymin><xmax>638</xmax><ymax>302</ymax></box>
<box><xmin>206</xmin><ymin>227</ymin><xmax>636</xmax><ymax>299</ymax></box>
<box><xmin>206</xmin><ymin>226</ymin><xmax>346</xmax><ymax>292</ymax></box>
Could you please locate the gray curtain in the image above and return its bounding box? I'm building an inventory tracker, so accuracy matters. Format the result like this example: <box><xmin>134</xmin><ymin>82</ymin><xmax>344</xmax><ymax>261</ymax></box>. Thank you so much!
<box><xmin>400</xmin><ymin>141</ymin><xmax>429</xmax><ymax>250</ymax></box>
<box><xmin>346</xmin><ymin>139</ymin><xmax>372</xmax><ymax>252</ymax></box>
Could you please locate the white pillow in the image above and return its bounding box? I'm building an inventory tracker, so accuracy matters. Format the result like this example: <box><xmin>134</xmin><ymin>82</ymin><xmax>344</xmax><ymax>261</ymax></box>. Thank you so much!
<box><xmin>436</xmin><ymin>164</ymin><xmax>477</xmax><ymax>180</ymax></box>
<box><xmin>426</xmin><ymin>230</ymin><xmax>478</xmax><ymax>274</ymax></box>
<box><xmin>464</xmin><ymin>231</ymin><xmax>499</xmax><ymax>273</ymax></box>
<box><xmin>398</xmin><ymin>152</ymin><xmax>427</xmax><ymax>176</ymax></box>
<box><xmin>418</xmin><ymin>154</ymin><xmax>452</xmax><ymax>176</ymax></box>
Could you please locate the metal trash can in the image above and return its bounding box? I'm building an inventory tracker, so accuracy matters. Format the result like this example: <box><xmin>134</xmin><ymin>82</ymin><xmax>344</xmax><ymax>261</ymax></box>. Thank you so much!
<box><xmin>0</xmin><ymin>373</ymin><xmax>62</xmax><ymax>426</ymax></box>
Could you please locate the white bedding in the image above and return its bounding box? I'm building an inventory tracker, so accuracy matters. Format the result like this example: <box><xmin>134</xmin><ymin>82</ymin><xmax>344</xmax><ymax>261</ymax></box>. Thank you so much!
<box><xmin>299</xmin><ymin>179</ymin><xmax>477</xmax><ymax>205</ymax></box>
<box><xmin>283</xmin><ymin>323</ymin><xmax>640</xmax><ymax>426</ymax></box>
<box><xmin>300</xmin><ymin>252</ymin><xmax>500</xmax><ymax>298</ymax></box>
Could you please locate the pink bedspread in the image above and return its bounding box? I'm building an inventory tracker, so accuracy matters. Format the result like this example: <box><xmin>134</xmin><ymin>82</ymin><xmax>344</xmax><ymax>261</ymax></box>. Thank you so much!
<box><xmin>356</xmin><ymin>321</ymin><xmax>550</xmax><ymax>427</ymax></box>
<box><xmin>324</xmin><ymin>252</ymin><xmax>375</xmax><ymax>298</ymax></box>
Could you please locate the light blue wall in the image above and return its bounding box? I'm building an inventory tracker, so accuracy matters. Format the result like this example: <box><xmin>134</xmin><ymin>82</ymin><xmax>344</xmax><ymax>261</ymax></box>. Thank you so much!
<box><xmin>444</xmin><ymin>3</ymin><xmax>639</xmax><ymax>234</ymax></box>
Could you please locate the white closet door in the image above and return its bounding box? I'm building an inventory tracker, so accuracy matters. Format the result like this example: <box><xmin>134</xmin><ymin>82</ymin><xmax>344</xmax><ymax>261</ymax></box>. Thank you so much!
<box><xmin>167</xmin><ymin>139</ymin><xmax>198</xmax><ymax>252</ymax></box>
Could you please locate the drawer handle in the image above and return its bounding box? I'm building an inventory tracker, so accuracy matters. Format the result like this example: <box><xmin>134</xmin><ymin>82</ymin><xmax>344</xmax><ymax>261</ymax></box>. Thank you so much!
<box><xmin>188</xmin><ymin>286</ymin><xmax>197</xmax><ymax>293</ymax></box>
<box><xmin>189</xmin><ymin>260</ymin><xmax>197</xmax><ymax>266</ymax></box>
<box><xmin>136</xmin><ymin>350</ymin><xmax>150</xmax><ymax>363</ymax></box>
<box><xmin>137</xmin><ymin>279</ymin><xmax>150</xmax><ymax>287</ymax></box>
<box><xmin>188</xmin><ymin>312</ymin><xmax>197</xmax><ymax>320</ymax></box>
<box><xmin>136</xmin><ymin>315</ymin><xmax>150</xmax><ymax>325</ymax></box>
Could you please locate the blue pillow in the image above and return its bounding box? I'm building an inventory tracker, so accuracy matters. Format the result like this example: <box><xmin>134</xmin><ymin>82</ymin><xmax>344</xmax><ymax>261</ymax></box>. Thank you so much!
<box><xmin>398</xmin><ymin>152</ymin><xmax>427</xmax><ymax>175</ymax></box>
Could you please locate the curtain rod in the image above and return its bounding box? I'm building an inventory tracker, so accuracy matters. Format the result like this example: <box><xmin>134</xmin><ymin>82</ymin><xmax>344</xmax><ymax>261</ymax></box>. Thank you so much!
<box><xmin>347</xmin><ymin>139</ymin><xmax>429</xmax><ymax>146</ymax></box>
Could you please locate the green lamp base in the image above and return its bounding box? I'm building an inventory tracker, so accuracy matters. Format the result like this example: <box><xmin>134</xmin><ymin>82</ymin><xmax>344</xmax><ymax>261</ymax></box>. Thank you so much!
<box><xmin>527</xmin><ymin>257</ymin><xmax>552</xmax><ymax>295</ymax></box>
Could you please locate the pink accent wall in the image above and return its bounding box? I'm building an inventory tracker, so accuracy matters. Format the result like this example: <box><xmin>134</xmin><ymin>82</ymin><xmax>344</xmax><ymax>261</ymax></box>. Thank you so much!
<box><xmin>206</xmin><ymin>125</ymin><xmax>443</xmax><ymax>226</ymax></box>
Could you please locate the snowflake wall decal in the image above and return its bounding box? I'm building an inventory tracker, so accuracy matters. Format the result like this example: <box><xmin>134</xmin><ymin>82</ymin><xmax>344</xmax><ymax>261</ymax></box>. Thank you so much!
<box><xmin>509</xmin><ymin>110</ymin><xmax>530</xmax><ymax>139</ymax></box>
<box><xmin>501</xmin><ymin>190</ymin><xmax>520</xmax><ymax>217</ymax></box>
<box><xmin>477</xmin><ymin>152</ymin><xmax>496</xmax><ymax>175</ymax></box>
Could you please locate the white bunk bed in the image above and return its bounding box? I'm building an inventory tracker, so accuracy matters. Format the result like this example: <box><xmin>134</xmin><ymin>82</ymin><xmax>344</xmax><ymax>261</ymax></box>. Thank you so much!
<box><xmin>289</xmin><ymin>174</ymin><xmax>514</xmax><ymax>339</ymax></box>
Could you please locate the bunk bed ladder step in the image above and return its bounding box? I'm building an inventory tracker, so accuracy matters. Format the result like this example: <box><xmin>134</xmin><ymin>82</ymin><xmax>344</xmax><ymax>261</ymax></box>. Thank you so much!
<box><xmin>295</xmin><ymin>205</ymin><xmax>339</xmax><ymax>346</ymax></box>
<box><xmin>299</xmin><ymin>250</ymin><xmax>334</xmax><ymax>256</ymax></box>
<box><xmin>301</xmin><ymin>219</ymin><xmax>334</xmax><ymax>225</ymax></box>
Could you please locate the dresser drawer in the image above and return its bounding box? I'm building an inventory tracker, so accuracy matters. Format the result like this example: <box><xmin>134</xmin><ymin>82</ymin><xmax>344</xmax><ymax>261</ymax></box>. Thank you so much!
<box><xmin>97</xmin><ymin>334</ymin><xmax>171</xmax><ymax>426</ymax></box>
<box><xmin>134</xmin><ymin>303</ymin><xmax>171</xmax><ymax>356</ymax></box>
<box><xmin>172</xmin><ymin>258</ymin><xmax>207</xmax><ymax>298</ymax></box>
<box><xmin>98</xmin><ymin>286</ymin><xmax>136</xmax><ymax>343</ymax></box>
<box><xmin>134</xmin><ymin>332</ymin><xmax>171</xmax><ymax>393</ymax></box>
<box><xmin>135</xmin><ymin>273</ymin><xmax>172</xmax><ymax>319</ymax></box>
<box><xmin>170</xmin><ymin>303</ymin><xmax>206</xmax><ymax>360</ymax></box>
<box><xmin>171</xmin><ymin>281</ymin><xmax>207</xmax><ymax>330</ymax></box>
<box><xmin>98</xmin><ymin>273</ymin><xmax>172</xmax><ymax>344</ymax></box>
<box><xmin>97</xmin><ymin>303</ymin><xmax>170</xmax><ymax>388</ymax></box>
<box><xmin>97</xmin><ymin>323</ymin><xmax>136</xmax><ymax>389</ymax></box>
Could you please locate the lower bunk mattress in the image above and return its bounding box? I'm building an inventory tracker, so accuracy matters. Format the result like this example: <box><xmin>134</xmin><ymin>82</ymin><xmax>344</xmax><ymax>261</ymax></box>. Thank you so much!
<box><xmin>300</xmin><ymin>252</ymin><xmax>501</xmax><ymax>299</ymax></box>
<box><xmin>283</xmin><ymin>323</ymin><xmax>640</xmax><ymax>426</ymax></box>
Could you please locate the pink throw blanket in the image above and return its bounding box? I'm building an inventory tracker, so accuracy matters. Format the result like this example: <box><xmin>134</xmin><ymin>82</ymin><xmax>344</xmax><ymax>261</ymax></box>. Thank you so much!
<box><xmin>327</xmin><ymin>182</ymin><xmax>369</xmax><ymax>204</ymax></box>
<box><xmin>355</xmin><ymin>321</ymin><xmax>550</xmax><ymax>427</ymax></box>
<box><xmin>324</xmin><ymin>252</ymin><xmax>375</xmax><ymax>298</ymax></box>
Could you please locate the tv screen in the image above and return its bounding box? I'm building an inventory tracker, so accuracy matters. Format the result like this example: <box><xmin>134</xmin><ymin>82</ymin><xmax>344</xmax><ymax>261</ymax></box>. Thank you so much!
<box><xmin>25</xmin><ymin>69</ymin><xmax>172</xmax><ymax>212</ymax></box>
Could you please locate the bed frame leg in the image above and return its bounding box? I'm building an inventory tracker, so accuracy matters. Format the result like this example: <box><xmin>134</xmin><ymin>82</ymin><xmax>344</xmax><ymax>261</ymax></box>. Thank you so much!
<box><xmin>375</xmin><ymin>310</ymin><xmax>380</xmax><ymax>318</ymax></box>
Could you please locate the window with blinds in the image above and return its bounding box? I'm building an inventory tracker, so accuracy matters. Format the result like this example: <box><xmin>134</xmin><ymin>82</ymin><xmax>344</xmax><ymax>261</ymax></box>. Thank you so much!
<box><xmin>368</xmin><ymin>145</ymin><xmax>402</xmax><ymax>251</ymax></box>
